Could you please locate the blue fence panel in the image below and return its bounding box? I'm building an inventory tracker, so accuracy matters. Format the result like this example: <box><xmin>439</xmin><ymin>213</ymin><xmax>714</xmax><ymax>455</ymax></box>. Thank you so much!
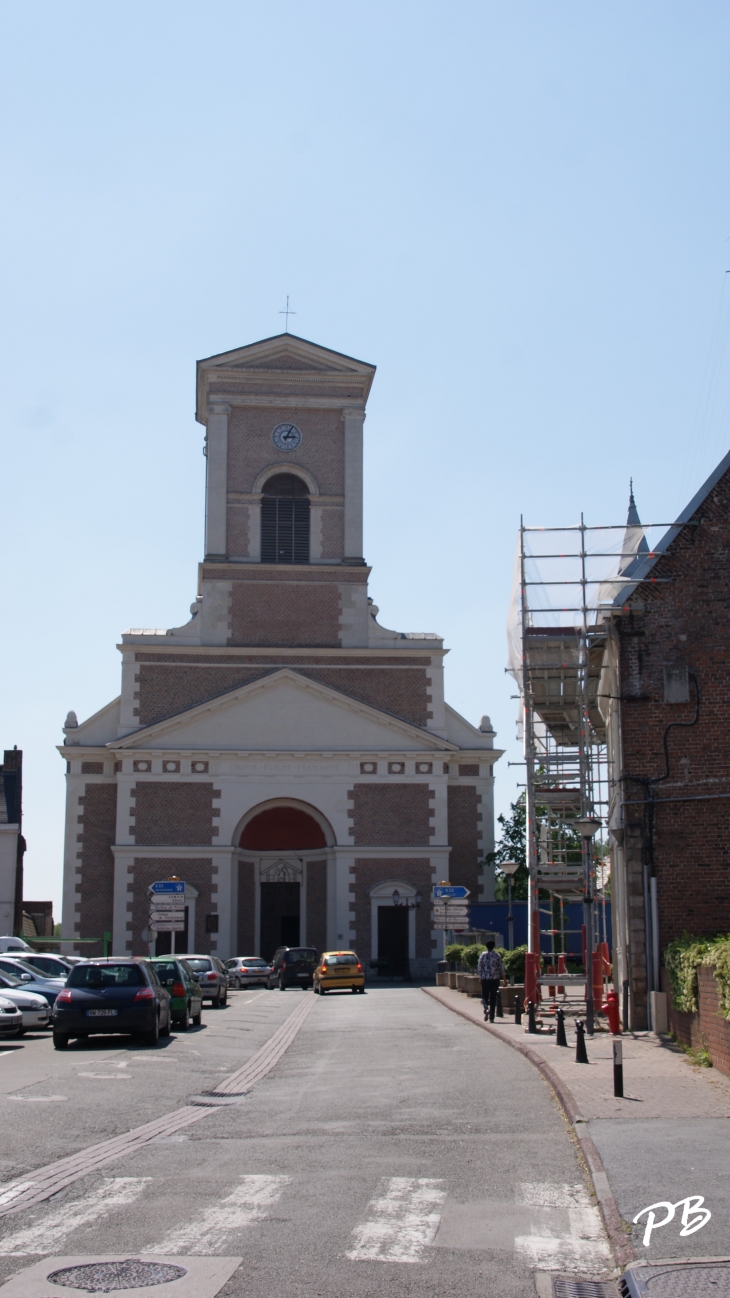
<box><xmin>468</xmin><ymin>901</ymin><xmax>612</xmax><ymax>957</ymax></box>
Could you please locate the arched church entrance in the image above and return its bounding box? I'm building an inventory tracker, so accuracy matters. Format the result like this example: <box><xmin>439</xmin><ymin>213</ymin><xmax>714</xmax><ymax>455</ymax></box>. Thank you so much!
<box><xmin>239</xmin><ymin>805</ymin><xmax>330</xmax><ymax>960</ymax></box>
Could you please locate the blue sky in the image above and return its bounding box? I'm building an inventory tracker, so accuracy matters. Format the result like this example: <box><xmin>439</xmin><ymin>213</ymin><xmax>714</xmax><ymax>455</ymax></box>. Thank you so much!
<box><xmin>2</xmin><ymin>2</ymin><xmax>730</xmax><ymax>916</ymax></box>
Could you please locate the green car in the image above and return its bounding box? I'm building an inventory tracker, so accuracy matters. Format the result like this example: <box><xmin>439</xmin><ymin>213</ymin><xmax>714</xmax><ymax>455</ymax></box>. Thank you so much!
<box><xmin>148</xmin><ymin>957</ymin><xmax>203</xmax><ymax>1031</ymax></box>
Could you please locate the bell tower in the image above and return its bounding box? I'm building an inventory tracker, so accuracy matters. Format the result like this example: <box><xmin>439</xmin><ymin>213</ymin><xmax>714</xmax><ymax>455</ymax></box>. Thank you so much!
<box><xmin>197</xmin><ymin>333</ymin><xmax>375</xmax><ymax>568</ymax></box>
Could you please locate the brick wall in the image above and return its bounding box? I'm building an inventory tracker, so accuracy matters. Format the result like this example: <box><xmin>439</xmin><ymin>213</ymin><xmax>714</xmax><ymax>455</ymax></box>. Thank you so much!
<box><xmin>77</xmin><ymin>783</ymin><xmax>117</xmax><ymax>957</ymax></box>
<box><xmin>320</xmin><ymin>508</ymin><xmax>344</xmax><ymax>560</ymax></box>
<box><xmin>130</xmin><ymin>857</ymin><xmax>215</xmax><ymax>955</ymax></box>
<box><xmin>352</xmin><ymin>858</ymin><xmax>433</xmax><ymax>960</ymax></box>
<box><xmin>237</xmin><ymin>860</ymin><xmax>255</xmax><ymax>954</ymax></box>
<box><xmin>349</xmin><ymin>784</ymin><xmax>434</xmax><ymax>846</ymax></box>
<box><xmin>135</xmin><ymin>656</ymin><xmax>432</xmax><ymax>729</ymax></box>
<box><xmin>229</xmin><ymin>580</ymin><xmax>341</xmax><ymax>646</ymax></box>
<box><xmin>131</xmin><ymin>783</ymin><xmax>218</xmax><ymax>845</ymax></box>
<box><xmin>306</xmin><ymin>859</ymin><xmax>327</xmax><ymax>952</ymax></box>
<box><xmin>618</xmin><ymin>465</ymin><xmax>730</xmax><ymax>1023</ymax></box>
<box><xmin>447</xmin><ymin>785</ymin><xmax>481</xmax><ymax>897</ymax></box>
<box><xmin>226</xmin><ymin>503</ymin><xmax>250</xmax><ymax>557</ymax></box>
<box><xmin>665</xmin><ymin>966</ymin><xmax>730</xmax><ymax>1078</ymax></box>
<box><xmin>227</xmin><ymin>406</ymin><xmax>345</xmax><ymax>496</ymax></box>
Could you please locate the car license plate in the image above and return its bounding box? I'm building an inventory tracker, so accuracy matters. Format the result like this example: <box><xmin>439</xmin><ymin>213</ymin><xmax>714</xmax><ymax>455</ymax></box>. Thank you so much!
<box><xmin>297</xmin><ymin>973</ymin><xmax>309</xmax><ymax>979</ymax></box>
<box><xmin>86</xmin><ymin>1009</ymin><xmax>117</xmax><ymax>1017</ymax></box>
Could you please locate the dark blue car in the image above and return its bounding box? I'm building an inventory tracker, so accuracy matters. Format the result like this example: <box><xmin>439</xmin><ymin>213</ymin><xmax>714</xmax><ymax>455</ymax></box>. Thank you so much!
<box><xmin>52</xmin><ymin>958</ymin><xmax>171</xmax><ymax>1049</ymax></box>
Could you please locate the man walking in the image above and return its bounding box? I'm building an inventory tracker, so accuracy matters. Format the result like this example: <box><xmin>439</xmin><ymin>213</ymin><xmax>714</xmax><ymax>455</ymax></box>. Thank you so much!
<box><xmin>477</xmin><ymin>940</ymin><xmax>506</xmax><ymax>1023</ymax></box>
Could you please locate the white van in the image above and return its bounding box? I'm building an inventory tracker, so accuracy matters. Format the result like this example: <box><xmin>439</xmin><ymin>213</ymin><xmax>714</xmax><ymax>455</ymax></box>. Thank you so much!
<box><xmin>0</xmin><ymin>936</ymin><xmax>34</xmax><ymax>954</ymax></box>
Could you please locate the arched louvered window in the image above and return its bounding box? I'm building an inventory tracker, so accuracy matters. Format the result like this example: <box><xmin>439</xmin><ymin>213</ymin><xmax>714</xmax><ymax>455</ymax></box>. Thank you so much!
<box><xmin>261</xmin><ymin>473</ymin><xmax>310</xmax><ymax>564</ymax></box>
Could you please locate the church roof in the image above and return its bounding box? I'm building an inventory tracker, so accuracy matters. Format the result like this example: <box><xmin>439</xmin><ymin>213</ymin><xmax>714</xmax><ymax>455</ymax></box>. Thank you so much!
<box><xmin>612</xmin><ymin>445</ymin><xmax>730</xmax><ymax>606</ymax></box>
<box><xmin>196</xmin><ymin>332</ymin><xmax>376</xmax><ymax>423</ymax></box>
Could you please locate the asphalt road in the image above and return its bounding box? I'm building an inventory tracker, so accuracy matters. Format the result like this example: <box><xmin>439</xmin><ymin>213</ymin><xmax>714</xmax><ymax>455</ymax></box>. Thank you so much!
<box><xmin>0</xmin><ymin>987</ymin><xmax>611</xmax><ymax>1297</ymax></box>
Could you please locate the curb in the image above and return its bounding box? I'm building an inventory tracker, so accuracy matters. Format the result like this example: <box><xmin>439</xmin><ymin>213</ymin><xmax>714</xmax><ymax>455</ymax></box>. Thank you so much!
<box><xmin>422</xmin><ymin>985</ymin><xmax>635</xmax><ymax>1270</ymax></box>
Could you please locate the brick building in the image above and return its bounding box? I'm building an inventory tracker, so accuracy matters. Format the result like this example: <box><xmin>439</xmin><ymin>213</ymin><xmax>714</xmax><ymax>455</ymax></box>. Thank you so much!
<box><xmin>59</xmin><ymin>334</ymin><xmax>502</xmax><ymax>973</ymax></box>
<box><xmin>601</xmin><ymin>450</ymin><xmax>730</xmax><ymax>1027</ymax></box>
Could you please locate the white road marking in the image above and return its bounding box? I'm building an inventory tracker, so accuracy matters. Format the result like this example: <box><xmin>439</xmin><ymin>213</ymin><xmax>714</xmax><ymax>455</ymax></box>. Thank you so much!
<box><xmin>76</xmin><ymin>1073</ymin><xmax>131</xmax><ymax>1080</ymax></box>
<box><xmin>515</xmin><ymin>1182</ymin><xmax>611</xmax><ymax>1271</ymax></box>
<box><xmin>0</xmin><ymin>1176</ymin><xmax>150</xmax><ymax>1255</ymax></box>
<box><xmin>8</xmin><ymin>1096</ymin><xmax>67</xmax><ymax>1103</ymax></box>
<box><xmin>347</xmin><ymin>1177</ymin><xmax>446</xmax><ymax>1263</ymax></box>
<box><xmin>147</xmin><ymin>1174</ymin><xmax>290</xmax><ymax>1255</ymax></box>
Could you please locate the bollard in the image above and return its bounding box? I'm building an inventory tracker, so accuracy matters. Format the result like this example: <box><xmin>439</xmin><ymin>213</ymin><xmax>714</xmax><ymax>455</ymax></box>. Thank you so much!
<box><xmin>605</xmin><ymin>989</ymin><xmax>621</xmax><ymax>1035</ymax></box>
<box><xmin>575</xmin><ymin>1018</ymin><xmax>589</xmax><ymax>1063</ymax></box>
<box><xmin>514</xmin><ymin>994</ymin><xmax>523</xmax><ymax>1025</ymax></box>
<box><xmin>556</xmin><ymin>1007</ymin><xmax>568</xmax><ymax>1047</ymax></box>
<box><xmin>613</xmin><ymin>1038</ymin><xmax>624</xmax><ymax>1097</ymax></box>
<box><xmin>496</xmin><ymin>989</ymin><xmax>504</xmax><ymax>1019</ymax></box>
<box><xmin>527</xmin><ymin>999</ymin><xmax>538</xmax><ymax>1034</ymax></box>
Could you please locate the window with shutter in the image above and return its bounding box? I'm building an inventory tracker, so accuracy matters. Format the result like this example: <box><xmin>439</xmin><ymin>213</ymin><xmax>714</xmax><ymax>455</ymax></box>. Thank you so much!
<box><xmin>261</xmin><ymin>474</ymin><xmax>310</xmax><ymax>564</ymax></box>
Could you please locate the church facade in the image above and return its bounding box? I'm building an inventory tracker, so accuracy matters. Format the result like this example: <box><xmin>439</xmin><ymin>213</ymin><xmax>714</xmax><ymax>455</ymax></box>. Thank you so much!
<box><xmin>59</xmin><ymin>334</ymin><xmax>501</xmax><ymax>976</ymax></box>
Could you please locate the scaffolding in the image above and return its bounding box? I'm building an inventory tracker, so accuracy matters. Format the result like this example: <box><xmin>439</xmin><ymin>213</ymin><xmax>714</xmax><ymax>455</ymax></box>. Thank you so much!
<box><xmin>508</xmin><ymin>505</ymin><xmax>676</xmax><ymax>1026</ymax></box>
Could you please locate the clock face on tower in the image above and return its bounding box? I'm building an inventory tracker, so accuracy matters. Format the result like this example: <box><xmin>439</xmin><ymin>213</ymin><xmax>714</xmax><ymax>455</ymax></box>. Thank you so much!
<box><xmin>272</xmin><ymin>422</ymin><xmax>302</xmax><ymax>451</ymax></box>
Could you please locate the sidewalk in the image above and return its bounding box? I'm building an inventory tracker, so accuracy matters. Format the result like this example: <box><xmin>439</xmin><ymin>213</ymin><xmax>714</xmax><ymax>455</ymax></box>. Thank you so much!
<box><xmin>424</xmin><ymin>985</ymin><xmax>730</xmax><ymax>1267</ymax></box>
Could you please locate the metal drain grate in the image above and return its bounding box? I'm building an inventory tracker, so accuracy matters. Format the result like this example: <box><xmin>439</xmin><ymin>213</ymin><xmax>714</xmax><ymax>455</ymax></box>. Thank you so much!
<box><xmin>553</xmin><ymin>1280</ymin><xmax>617</xmax><ymax>1297</ymax></box>
<box><xmin>47</xmin><ymin>1260</ymin><xmax>187</xmax><ymax>1292</ymax></box>
<box><xmin>620</xmin><ymin>1261</ymin><xmax>730</xmax><ymax>1297</ymax></box>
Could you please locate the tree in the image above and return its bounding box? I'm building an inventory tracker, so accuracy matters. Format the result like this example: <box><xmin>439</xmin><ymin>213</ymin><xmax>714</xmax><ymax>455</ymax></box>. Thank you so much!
<box><xmin>482</xmin><ymin>795</ymin><xmax>529</xmax><ymax>900</ymax></box>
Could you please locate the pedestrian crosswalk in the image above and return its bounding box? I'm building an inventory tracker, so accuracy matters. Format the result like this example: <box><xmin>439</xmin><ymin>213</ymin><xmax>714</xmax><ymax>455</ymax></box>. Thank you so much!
<box><xmin>514</xmin><ymin>1182</ymin><xmax>612</xmax><ymax>1270</ymax></box>
<box><xmin>146</xmin><ymin>1175</ymin><xmax>290</xmax><ymax>1256</ymax></box>
<box><xmin>346</xmin><ymin>1177</ymin><xmax>447</xmax><ymax>1263</ymax></box>
<box><xmin>0</xmin><ymin>1178</ymin><xmax>150</xmax><ymax>1256</ymax></box>
<box><xmin>0</xmin><ymin>1172</ymin><xmax>610</xmax><ymax>1271</ymax></box>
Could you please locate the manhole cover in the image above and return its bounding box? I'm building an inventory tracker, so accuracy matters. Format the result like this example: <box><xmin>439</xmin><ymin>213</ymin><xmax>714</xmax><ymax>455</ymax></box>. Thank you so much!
<box><xmin>620</xmin><ymin>1262</ymin><xmax>730</xmax><ymax>1297</ymax></box>
<box><xmin>47</xmin><ymin>1260</ymin><xmax>187</xmax><ymax>1292</ymax></box>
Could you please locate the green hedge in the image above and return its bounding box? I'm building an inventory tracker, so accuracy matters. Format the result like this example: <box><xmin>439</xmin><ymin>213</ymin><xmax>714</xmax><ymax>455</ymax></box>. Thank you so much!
<box><xmin>664</xmin><ymin>933</ymin><xmax>730</xmax><ymax>1018</ymax></box>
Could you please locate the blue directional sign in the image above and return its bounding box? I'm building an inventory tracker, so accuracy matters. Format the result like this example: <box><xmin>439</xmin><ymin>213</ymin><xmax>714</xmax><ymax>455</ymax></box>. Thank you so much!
<box><xmin>151</xmin><ymin>880</ymin><xmax>185</xmax><ymax>894</ymax></box>
<box><xmin>433</xmin><ymin>885</ymin><xmax>470</xmax><ymax>900</ymax></box>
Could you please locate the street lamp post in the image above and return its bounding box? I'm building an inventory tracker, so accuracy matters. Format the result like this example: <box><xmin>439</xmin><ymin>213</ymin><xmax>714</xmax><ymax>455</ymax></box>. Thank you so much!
<box><xmin>500</xmin><ymin>861</ymin><xmax>520</xmax><ymax>952</ymax></box>
<box><xmin>575</xmin><ymin>816</ymin><xmax>601</xmax><ymax>1036</ymax></box>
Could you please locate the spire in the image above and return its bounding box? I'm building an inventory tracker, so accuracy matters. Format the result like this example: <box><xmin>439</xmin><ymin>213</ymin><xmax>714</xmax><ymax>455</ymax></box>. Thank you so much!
<box><xmin>618</xmin><ymin>480</ymin><xmax>649</xmax><ymax>577</ymax></box>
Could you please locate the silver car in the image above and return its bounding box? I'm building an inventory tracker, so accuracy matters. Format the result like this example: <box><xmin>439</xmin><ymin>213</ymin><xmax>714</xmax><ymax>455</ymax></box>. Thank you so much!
<box><xmin>184</xmin><ymin>955</ymin><xmax>228</xmax><ymax>1007</ymax></box>
<box><xmin>0</xmin><ymin>994</ymin><xmax>22</xmax><ymax>1036</ymax></box>
<box><xmin>22</xmin><ymin>953</ymin><xmax>74</xmax><ymax>979</ymax></box>
<box><xmin>0</xmin><ymin>957</ymin><xmax>66</xmax><ymax>1006</ymax></box>
<box><xmin>0</xmin><ymin>973</ymin><xmax>51</xmax><ymax>1032</ymax></box>
<box><xmin>225</xmin><ymin>957</ymin><xmax>270</xmax><ymax>989</ymax></box>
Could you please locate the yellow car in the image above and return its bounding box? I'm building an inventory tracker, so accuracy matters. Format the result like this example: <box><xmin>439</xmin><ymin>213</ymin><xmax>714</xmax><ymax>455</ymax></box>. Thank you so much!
<box><xmin>314</xmin><ymin>951</ymin><xmax>365</xmax><ymax>995</ymax></box>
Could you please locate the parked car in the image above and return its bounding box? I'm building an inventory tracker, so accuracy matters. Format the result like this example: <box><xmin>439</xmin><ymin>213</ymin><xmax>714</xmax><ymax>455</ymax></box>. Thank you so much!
<box><xmin>225</xmin><ymin>957</ymin><xmax>270</xmax><ymax>989</ymax></box>
<box><xmin>52</xmin><ymin>958</ymin><xmax>171</xmax><ymax>1049</ymax></box>
<box><xmin>0</xmin><ymin>957</ymin><xmax>66</xmax><ymax>1005</ymax></box>
<box><xmin>22</xmin><ymin>953</ymin><xmax>74</xmax><ymax>979</ymax></box>
<box><xmin>184</xmin><ymin>956</ymin><xmax>228</xmax><ymax>1006</ymax></box>
<box><xmin>0</xmin><ymin>936</ymin><xmax>34</xmax><ymax>954</ymax></box>
<box><xmin>269</xmin><ymin>946</ymin><xmax>319</xmax><ymax>990</ymax></box>
<box><xmin>0</xmin><ymin>995</ymin><xmax>23</xmax><ymax>1035</ymax></box>
<box><xmin>314</xmin><ymin>951</ymin><xmax>365</xmax><ymax>995</ymax></box>
<box><xmin>0</xmin><ymin>972</ymin><xmax>51</xmax><ymax>1032</ymax></box>
<box><xmin>148</xmin><ymin>956</ymin><xmax>203</xmax><ymax>1030</ymax></box>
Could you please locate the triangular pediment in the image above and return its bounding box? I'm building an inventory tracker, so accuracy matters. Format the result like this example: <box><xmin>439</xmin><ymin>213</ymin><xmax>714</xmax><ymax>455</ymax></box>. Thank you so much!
<box><xmin>196</xmin><ymin>334</ymin><xmax>376</xmax><ymax>421</ymax></box>
<box><xmin>109</xmin><ymin>669</ymin><xmax>455</xmax><ymax>754</ymax></box>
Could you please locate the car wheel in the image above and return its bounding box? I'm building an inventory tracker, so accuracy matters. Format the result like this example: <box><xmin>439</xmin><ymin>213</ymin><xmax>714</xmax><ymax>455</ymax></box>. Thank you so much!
<box><xmin>320</xmin><ymin>987</ymin><xmax>326</xmax><ymax>995</ymax></box>
<box><xmin>175</xmin><ymin>1006</ymin><xmax>189</xmax><ymax>1032</ymax></box>
<box><xmin>278</xmin><ymin>976</ymin><xmax>286</xmax><ymax>991</ymax></box>
<box><xmin>220</xmin><ymin>989</ymin><xmax>227</xmax><ymax>1006</ymax></box>
<box><xmin>143</xmin><ymin>1015</ymin><xmax>160</xmax><ymax>1047</ymax></box>
<box><xmin>211</xmin><ymin>991</ymin><xmax>221</xmax><ymax>1008</ymax></box>
<box><xmin>53</xmin><ymin>1031</ymin><xmax>69</xmax><ymax>1049</ymax></box>
<box><xmin>351</xmin><ymin>986</ymin><xmax>357</xmax><ymax>994</ymax></box>
<box><xmin>160</xmin><ymin>1011</ymin><xmax>171</xmax><ymax>1038</ymax></box>
<box><xmin>192</xmin><ymin>1009</ymin><xmax>202</xmax><ymax>1026</ymax></box>
<box><xmin>359</xmin><ymin>986</ymin><xmax>365</xmax><ymax>994</ymax></box>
